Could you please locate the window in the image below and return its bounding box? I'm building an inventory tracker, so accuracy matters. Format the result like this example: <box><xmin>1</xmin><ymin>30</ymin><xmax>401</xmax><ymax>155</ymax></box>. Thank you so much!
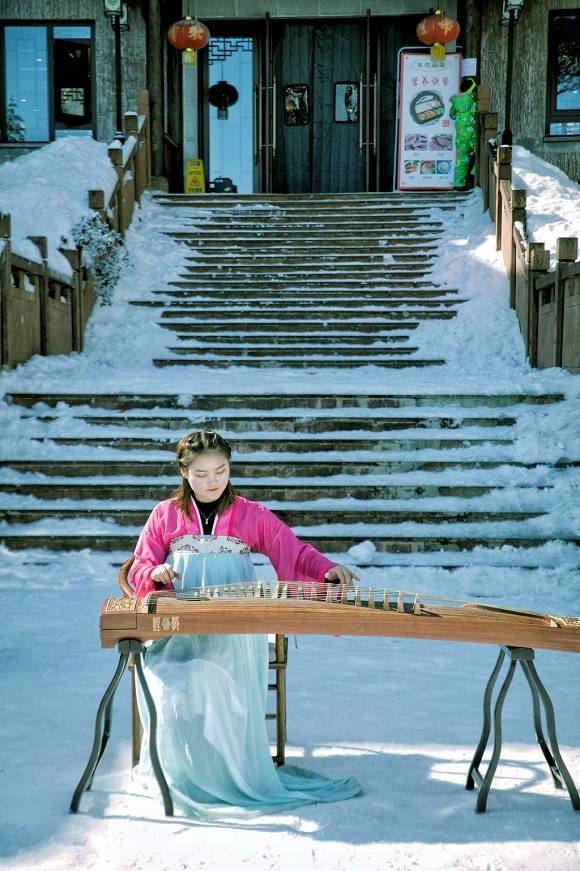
<box><xmin>547</xmin><ymin>10</ymin><xmax>580</xmax><ymax>136</ymax></box>
<box><xmin>1</xmin><ymin>23</ymin><xmax>93</xmax><ymax>143</ymax></box>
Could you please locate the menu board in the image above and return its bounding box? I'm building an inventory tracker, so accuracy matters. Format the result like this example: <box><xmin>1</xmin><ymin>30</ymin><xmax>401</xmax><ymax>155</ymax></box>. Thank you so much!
<box><xmin>396</xmin><ymin>52</ymin><xmax>462</xmax><ymax>191</ymax></box>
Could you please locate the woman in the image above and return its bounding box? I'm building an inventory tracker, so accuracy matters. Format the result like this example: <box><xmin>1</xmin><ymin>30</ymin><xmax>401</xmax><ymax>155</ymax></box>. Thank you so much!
<box><xmin>130</xmin><ymin>430</ymin><xmax>362</xmax><ymax>818</ymax></box>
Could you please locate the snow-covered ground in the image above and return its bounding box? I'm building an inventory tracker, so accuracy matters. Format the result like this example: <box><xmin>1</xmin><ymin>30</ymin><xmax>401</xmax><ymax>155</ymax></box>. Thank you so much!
<box><xmin>1</xmin><ymin>143</ymin><xmax>580</xmax><ymax>870</ymax></box>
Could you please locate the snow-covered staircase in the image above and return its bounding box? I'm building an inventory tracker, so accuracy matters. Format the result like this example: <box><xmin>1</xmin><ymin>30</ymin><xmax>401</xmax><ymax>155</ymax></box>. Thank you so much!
<box><xmin>139</xmin><ymin>192</ymin><xmax>466</xmax><ymax>369</ymax></box>
<box><xmin>0</xmin><ymin>193</ymin><xmax>579</xmax><ymax>573</ymax></box>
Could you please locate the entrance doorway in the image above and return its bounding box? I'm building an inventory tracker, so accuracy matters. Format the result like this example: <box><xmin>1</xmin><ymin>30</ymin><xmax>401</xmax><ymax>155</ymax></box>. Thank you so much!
<box><xmin>199</xmin><ymin>15</ymin><xmax>422</xmax><ymax>194</ymax></box>
<box><xmin>271</xmin><ymin>21</ymin><xmax>367</xmax><ymax>193</ymax></box>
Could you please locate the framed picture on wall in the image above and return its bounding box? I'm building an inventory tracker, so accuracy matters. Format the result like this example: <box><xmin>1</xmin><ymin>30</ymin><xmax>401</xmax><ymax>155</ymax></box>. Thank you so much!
<box><xmin>334</xmin><ymin>82</ymin><xmax>359</xmax><ymax>123</ymax></box>
<box><xmin>283</xmin><ymin>84</ymin><xmax>310</xmax><ymax>126</ymax></box>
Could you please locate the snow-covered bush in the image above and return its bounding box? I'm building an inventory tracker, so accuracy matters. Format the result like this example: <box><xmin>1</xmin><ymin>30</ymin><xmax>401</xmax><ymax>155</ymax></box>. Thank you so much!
<box><xmin>71</xmin><ymin>213</ymin><xmax>127</xmax><ymax>305</ymax></box>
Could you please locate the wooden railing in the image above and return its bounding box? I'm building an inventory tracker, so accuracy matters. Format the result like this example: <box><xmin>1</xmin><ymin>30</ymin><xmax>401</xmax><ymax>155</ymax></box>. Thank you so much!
<box><xmin>89</xmin><ymin>90</ymin><xmax>152</xmax><ymax>237</ymax></box>
<box><xmin>0</xmin><ymin>215</ymin><xmax>95</xmax><ymax>367</ymax></box>
<box><xmin>476</xmin><ymin>85</ymin><xmax>580</xmax><ymax>374</ymax></box>
<box><xmin>0</xmin><ymin>91</ymin><xmax>151</xmax><ymax>369</ymax></box>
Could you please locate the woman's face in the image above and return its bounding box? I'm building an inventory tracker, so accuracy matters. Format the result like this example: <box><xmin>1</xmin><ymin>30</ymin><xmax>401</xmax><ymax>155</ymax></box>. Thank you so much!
<box><xmin>181</xmin><ymin>451</ymin><xmax>230</xmax><ymax>503</ymax></box>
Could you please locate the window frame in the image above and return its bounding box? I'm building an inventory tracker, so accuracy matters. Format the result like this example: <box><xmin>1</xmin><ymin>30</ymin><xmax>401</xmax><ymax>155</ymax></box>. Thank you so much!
<box><xmin>0</xmin><ymin>20</ymin><xmax>96</xmax><ymax>145</ymax></box>
<box><xmin>546</xmin><ymin>9</ymin><xmax>580</xmax><ymax>137</ymax></box>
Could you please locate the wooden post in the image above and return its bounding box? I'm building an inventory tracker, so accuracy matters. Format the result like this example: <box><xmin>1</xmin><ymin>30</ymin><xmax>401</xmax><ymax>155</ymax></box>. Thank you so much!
<box><xmin>108</xmin><ymin>141</ymin><xmax>124</xmax><ymax>235</ymax></box>
<box><xmin>528</xmin><ymin>243</ymin><xmax>550</xmax><ymax>368</ymax></box>
<box><xmin>137</xmin><ymin>90</ymin><xmax>152</xmax><ymax>187</ymax></box>
<box><xmin>88</xmin><ymin>189</ymin><xmax>107</xmax><ymax>223</ymax></box>
<box><xmin>495</xmin><ymin>146</ymin><xmax>512</xmax><ymax>250</ymax></box>
<box><xmin>554</xmin><ymin>237</ymin><xmax>579</xmax><ymax>367</ymax></box>
<box><xmin>60</xmin><ymin>247</ymin><xmax>83</xmax><ymax>352</ymax></box>
<box><xmin>478</xmin><ymin>112</ymin><xmax>497</xmax><ymax>208</ymax></box>
<box><xmin>508</xmin><ymin>188</ymin><xmax>526</xmax><ymax>308</ymax></box>
<box><xmin>476</xmin><ymin>84</ymin><xmax>491</xmax><ymax>114</ymax></box>
<box><xmin>0</xmin><ymin>213</ymin><xmax>11</xmax><ymax>366</ymax></box>
<box><xmin>28</xmin><ymin>235</ymin><xmax>48</xmax><ymax>355</ymax></box>
<box><xmin>125</xmin><ymin>111</ymin><xmax>145</xmax><ymax>202</ymax></box>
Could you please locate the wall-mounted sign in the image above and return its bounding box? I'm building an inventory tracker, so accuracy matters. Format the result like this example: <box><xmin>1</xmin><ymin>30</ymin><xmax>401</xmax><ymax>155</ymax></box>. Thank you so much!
<box><xmin>185</xmin><ymin>158</ymin><xmax>206</xmax><ymax>193</ymax></box>
<box><xmin>283</xmin><ymin>85</ymin><xmax>309</xmax><ymax>126</ymax></box>
<box><xmin>396</xmin><ymin>52</ymin><xmax>462</xmax><ymax>191</ymax></box>
<box><xmin>334</xmin><ymin>82</ymin><xmax>359</xmax><ymax>123</ymax></box>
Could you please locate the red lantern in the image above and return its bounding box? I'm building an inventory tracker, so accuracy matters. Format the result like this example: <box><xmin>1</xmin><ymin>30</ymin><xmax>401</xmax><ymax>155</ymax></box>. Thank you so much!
<box><xmin>167</xmin><ymin>16</ymin><xmax>210</xmax><ymax>64</ymax></box>
<box><xmin>416</xmin><ymin>9</ymin><xmax>460</xmax><ymax>62</ymax></box>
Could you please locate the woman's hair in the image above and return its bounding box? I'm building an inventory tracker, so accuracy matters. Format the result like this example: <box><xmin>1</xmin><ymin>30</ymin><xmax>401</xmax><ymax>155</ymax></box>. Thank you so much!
<box><xmin>171</xmin><ymin>430</ymin><xmax>236</xmax><ymax>519</ymax></box>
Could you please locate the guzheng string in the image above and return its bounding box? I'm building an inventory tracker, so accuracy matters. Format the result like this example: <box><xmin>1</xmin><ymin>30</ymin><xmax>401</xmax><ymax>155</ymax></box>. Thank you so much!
<box><xmin>165</xmin><ymin>581</ymin><xmax>560</xmax><ymax>622</ymax></box>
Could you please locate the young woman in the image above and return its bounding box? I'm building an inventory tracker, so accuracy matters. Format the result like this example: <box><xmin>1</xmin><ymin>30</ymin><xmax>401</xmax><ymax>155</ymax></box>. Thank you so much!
<box><xmin>130</xmin><ymin>429</ymin><xmax>362</xmax><ymax>819</ymax></box>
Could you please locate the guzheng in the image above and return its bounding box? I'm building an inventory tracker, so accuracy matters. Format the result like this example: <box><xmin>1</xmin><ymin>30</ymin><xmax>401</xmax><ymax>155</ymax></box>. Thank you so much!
<box><xmin>100</xmin><ymin>582</ymin><xmax>580</xmax><ymax>653</ymax></box>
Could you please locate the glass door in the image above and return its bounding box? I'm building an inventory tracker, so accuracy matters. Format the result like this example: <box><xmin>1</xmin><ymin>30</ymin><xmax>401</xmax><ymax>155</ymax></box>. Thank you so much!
<box><xmin>207</xmin><ymin>36</ymin><xmax>256</xmax><ymax>193</ymax></box>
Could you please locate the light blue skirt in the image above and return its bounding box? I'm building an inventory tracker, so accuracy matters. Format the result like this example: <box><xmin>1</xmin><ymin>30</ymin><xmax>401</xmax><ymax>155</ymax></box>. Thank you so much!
<box><xmin>136</xmin><ymin>544</ymin><xmax>362</xmax><ymax>819</ymax></box>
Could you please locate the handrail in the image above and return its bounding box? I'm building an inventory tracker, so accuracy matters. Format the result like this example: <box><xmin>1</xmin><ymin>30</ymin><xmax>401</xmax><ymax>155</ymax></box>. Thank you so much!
<box><xmin>475</xmin><ymin>85</ymin><xmax>580</xmax><ymax>375</ymax></box>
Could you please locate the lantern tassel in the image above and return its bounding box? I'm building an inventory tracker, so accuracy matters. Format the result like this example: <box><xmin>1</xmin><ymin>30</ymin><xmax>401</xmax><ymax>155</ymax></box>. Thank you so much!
<box><xmin>430</xmin><ymin>43</ymin><xmax>446</xmax><ymax>62</ymax></box>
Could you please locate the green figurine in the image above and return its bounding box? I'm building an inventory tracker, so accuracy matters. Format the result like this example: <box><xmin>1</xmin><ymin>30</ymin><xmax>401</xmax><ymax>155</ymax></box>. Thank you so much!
<box><xmin>450</xmin><ymin>77</ymin><xmax>477</xmax><ymax>189</ymax></box>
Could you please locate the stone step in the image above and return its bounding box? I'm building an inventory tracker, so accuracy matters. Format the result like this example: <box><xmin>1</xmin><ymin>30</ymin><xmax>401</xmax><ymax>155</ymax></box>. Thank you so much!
<box><xmin>173</xmin><ymin>208</ymin><xmax>442</xmax><ymax>218</ymax></box>
<box><xmin>153</xmin><ymin>288</ymin><xmax>456</xmax><ymax>300</ymax></box>
<box><xmin>159</xmin><ymin>310</ymin><xmax>456</xmax><ymax>322</ymax></box>
<box><xmin>167</xmin><ymin>278</ymin><xmax>442</xmax><ymax>288</ymax></box>
<box><xmin>177</xmin><ymin>225</ymin><xmax>444</xmax><ymax>240</ymax></box>
<box><xmin>165</xmin><ymin>323</ymin><xmax>417</xmax><ymax>335</ymax></box>
<box><xmin>6</xmin><ymin>393</ymin><xmax>564</xmax><ymax>410</ymax></box>
<box><xmin>159</xmin><ymin>318</ymin><xmax>418</xmax><ymax>341</ymax></box>
<box><xmin>157</xmin><ymin>203</ymin><xmax>454</xmax><ymax>214</ymax></box>
<box><xmin>167</xmin><ymin>226</ymin><xmax>442</xmax><ymax>235</ymax></box>
<box><xmin>2</xmin><ymin>459</ymin><xmax>575</xmax><ymax>477</ymax></box>
<box><xmin>140</xmin><ymin>299</ymin><xmax>463</xmax><ymax>311</ymax></box>
<box><xmin>0</xmin><ymin>507</ymin><xmax>546</xmax><ymax>527</ymax></box>
<box><xmin>0</xmin><ymin>482</ymin><xmax>521</xmax><ymax>501</ymax></box>
<box><xmin>175</xmin><ymin>241</ymin><xmax>442</xmax><ymax>253</ymax></box>
<box><xmin>173</xmin><ymin>333</ymin><xmax>414</xmax><ymax>345</ymax></box>
<box><xmin>166</xmin><ymin>230</ymin><xmax>442</xmax><ymax>242</ymax></box>
<box><xmin>152</xmin><ymin>191</ymin><xmax>469</xmax><ymax>203</ymax></box>
<box><xmin>180</xmin><ymin>262</ymin><xmax>431</xmax><ymax>284</ymax></box>
<box><xmin>36</xmin><ymin>413</ymin><xmax>516</xmax><ymax>432</ymax></box>
<box><xmin>184</xmin><ymin>253</ymin><xmax>437</xmax><ymax>264</ymax></box>
<box><xmin>152</xmin><ymin>357</ymin><xmax>446</xmax><ymax>369</ymax></box>
<box><xmin>37</xmin><ymin>434</ymin><xmax>514</xmax><ymax>453</ymax></box>
<box><xmin>164</xmin><ymin>346</ymin><xmax>421</xmax><ymax>359</ymax></box>
<box><xmin>0</xmin><ymin>532</ymin><xmax>574</xmax><ymax>554</ymax></box>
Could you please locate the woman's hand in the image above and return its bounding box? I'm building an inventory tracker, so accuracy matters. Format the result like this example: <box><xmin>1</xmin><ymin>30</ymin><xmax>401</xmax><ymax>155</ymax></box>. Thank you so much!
<box><xmin>324</xmin><ymin>564</ymin><xmax>360</xmax><ymax>587</ymax></box>
<box><xmin>150</xmin><ymin>563</ymin><xmax>181</xmax><ymax>586</ymax></box>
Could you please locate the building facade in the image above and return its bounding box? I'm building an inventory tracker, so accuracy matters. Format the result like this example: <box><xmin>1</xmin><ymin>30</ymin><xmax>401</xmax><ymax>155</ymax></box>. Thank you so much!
<box><xmin>0</xmin><ymin>1</ymin><xmax>578</xmax><ymax>190</ymax></box>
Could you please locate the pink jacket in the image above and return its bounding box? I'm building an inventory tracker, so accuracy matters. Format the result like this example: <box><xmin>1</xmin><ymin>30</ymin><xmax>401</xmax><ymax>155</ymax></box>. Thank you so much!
<box><xmin>129</xmin><ymin>495</ymin><xmax>336</xmax><ymax>598</ymax></box>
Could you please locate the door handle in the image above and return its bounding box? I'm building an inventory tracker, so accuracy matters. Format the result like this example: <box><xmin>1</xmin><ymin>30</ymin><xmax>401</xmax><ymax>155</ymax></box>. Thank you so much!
<box><xmin>254</xmin><ymin>82</ymin><xmax>261</xmax><ymax>164</ymax></box>
<box><xmin>373</xmin><ymin>73</ymin><xmax>378</xmax><ymax>156</ymax></box>
<box><xmin>272</xmin><ymin>77</ymin><xmax>277</xmax><ymax>157</ymax></box>
<box><xmin>359</xmin><ymin>75</ymin><xmax>364</xmax><ymax>153</ymax></box>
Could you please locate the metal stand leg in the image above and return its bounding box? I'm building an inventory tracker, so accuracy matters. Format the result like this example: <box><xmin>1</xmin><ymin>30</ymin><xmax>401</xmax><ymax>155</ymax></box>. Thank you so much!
<box><xmin>466</xmin><ymin>648</ymin><xmax>506</xmax><ymax>792</ymax></box>
<box><xmin>466</xmin><ymin>646</ymin><xmax>580</xmax><ymax>813</ymax></box>
<box><xmin>70</xmin><ymin>639</ymin><xmax>174</xmax><ymax>816</ymax></box>
<box><xmin>86</xmin><ymin>692</ymin><xmax>115</xmax><ymax>791</ymax></box>
<box><xmin>521</xmin><ymin>659</ymin><xmax>580</xmax><ymax>809</ymax></box>
<box><xmin>70</xmin><ymin>648</ymin><xmax>130</xmax><ymax>812</ymax></box>
<box><xmin>134</xmin><ymin>650</ymin><xmax>174</xmax><ymax>815</ymax></box>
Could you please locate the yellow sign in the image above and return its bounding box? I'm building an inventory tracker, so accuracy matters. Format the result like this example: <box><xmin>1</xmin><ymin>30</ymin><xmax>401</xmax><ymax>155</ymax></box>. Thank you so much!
<box><xmin>185</xmin><ymin>159</ymin><xmax>206</xmax><ymax>194</ymax></box>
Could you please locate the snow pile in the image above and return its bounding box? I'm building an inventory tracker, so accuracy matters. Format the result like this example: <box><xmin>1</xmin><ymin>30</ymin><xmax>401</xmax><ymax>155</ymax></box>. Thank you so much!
<box><xmin>511</xmin><ymin>146</ymin><xmax>580</xmax><ymax>263</ymax></box>
<box><xmin>0</xmin><ymin>137</ymin><xmax>117</xmax><ymax>279</ymax></box>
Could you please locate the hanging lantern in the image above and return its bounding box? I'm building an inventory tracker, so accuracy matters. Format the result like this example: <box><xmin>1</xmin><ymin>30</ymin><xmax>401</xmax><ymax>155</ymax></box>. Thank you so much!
<box><xmin>167</xmin><ymin>16</ymin><xmax>210</xmax><ymax>65</ymax></box>
<box><xmin>208</xmin><ymin>80</ymin><xmax>239</xmax><ymax>120</ymax></box>
<box><xmin>416</xmin><ymin>10</ymin><xmax>460</xmax><ymax>62</ymax></box>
